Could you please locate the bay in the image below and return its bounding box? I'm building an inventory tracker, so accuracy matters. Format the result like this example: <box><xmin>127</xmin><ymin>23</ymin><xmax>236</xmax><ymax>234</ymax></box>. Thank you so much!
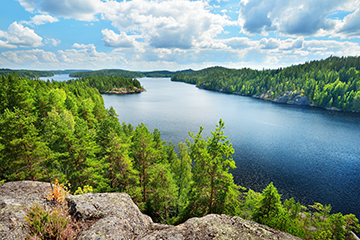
<box><xmin>39</xmin><ymin>74</ymin><xmax>76</xmax><ymax>81</ymax></box>
<box><xmin>102</xmin><ymin>77</ymin><xmax>360</xmax><ymax>218</ymax></box>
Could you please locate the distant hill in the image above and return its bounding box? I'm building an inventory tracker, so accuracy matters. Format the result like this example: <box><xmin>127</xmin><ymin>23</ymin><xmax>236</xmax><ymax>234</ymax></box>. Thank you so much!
<box><xmin>0</xmin><ymin>69</ymin><xmax>90</xmax><ymax>78</ymax></box>
<box><xmin>0</xmin><ymin>69</ymin><xmax>54</xmax><ymax>78</ymax></box>
<box><xmin>69</xmin><ymin>69</ymin><xmax>193</xmax><ymax>78</ymax></box>
<box><xmin>1</xmin><ymin>68</ymin><xmax>194</xmax><ymax>79</ymax></box>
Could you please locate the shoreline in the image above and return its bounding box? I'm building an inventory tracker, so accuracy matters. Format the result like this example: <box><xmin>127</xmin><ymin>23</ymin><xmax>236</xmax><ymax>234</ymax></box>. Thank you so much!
<box><xmin>195</xmin><ymin>84</ymin><xmax>359</xmax><ymax>114</ymax></box>
<box><xmin>100</xmin><ymin>87</ymin><xmax>146</xmax><ymax>95</ymax></box>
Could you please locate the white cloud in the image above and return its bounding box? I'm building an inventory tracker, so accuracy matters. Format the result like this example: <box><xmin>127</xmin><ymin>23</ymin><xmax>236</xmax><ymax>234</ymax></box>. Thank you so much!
<box><xmin>0</xmin><ymin>40</ymin><xmax>17</xmax><ymax>49</ymax></box>
<box><xmin>17</xmin><ymin>0</ymin><xmax>103</xmax><ymax>21</ymax></box>
<box><xmin>101</xmin><ymin>29</ymin><xmax>138</xmax><ymax>48</ymax></box>
<box><xmin>25</xmin><ymin>14</ymin><xmax>59</xmax><ymax>25</ymax></box>
<box><xmin>1</xmin><ymin>49</ymin><xmax>58</xmax><ymax>65</ymax></box>
<box><xmin>222</xmin><ymin>37</ymin><xmax>253</xmax><ymax>49</ymax></box>
<box><xmin>45</xmin><ymin>38</ymin><xmax>61</xmax><ymax>46</ymax></box>
<box><xmin>260</xmin><ymin>38</ymin><xmax>280</xmax><ymax>49</ymax></box>
<box><xmin>101</xmin><ymin>0</ymin><xmax>234</xmax><ymax>49</ymax></box>
<box><xmin>0</xmin><ymin>22</ymin><xmax>43</xmax><ymax>48</ymax></box>
<box><xmin>17</xmin><ymin>0</ymin><xmax>37</xmax><ymax>12</ymax></box>
<box><xmin>336</xmin><ymin>7</ymin><xmax>360</xmax><ymax>38</ymax></box>
<box><xmin>238</xmin><ymin>0</ymin><xmax>358</xmax><ymax>37</ymax></box>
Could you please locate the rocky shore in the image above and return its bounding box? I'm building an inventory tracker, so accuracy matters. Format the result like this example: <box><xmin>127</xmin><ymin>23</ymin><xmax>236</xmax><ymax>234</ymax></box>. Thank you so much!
<box><xmin>100</xmin><ymin>87</ymin><xmax>145</xmax><ymax>94</ymax></box>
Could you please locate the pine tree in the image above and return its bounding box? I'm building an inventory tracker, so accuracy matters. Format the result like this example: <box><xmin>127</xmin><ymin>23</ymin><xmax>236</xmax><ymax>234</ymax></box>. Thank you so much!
<box><xmin>252</xmin><ymin>182</ymin><xmax>286</xmax><ymax>230</ymax></box>
<box><xmin>181</xmin><ymin>119</ymin><xmax>243</xmax><ymax>221</ymax></box>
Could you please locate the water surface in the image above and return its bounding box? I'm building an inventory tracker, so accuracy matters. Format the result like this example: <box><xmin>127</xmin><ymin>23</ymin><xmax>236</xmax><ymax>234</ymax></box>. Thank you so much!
<box><xmin>100</xmin><ymin>77</ymin><xmax>360</xmax><ymax>218</ymax></box>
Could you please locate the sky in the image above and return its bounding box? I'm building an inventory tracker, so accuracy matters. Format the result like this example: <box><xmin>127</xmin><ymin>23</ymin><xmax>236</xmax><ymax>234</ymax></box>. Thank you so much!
<box><xmin>1</xmin><ymin>0</ymin><xmax>360</xmax><ymax>71</ymax></box>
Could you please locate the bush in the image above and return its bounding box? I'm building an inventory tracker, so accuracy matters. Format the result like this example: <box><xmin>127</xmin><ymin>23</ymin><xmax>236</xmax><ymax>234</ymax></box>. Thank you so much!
<box><xmin>25</xmin><ymin>204</ymin><xmax>76</xmax><ymax>240</ymax></box>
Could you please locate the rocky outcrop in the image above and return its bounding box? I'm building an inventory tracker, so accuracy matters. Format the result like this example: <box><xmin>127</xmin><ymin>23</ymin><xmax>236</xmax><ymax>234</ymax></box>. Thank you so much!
<box><xmin>253</xmin><ymin>90</ymin><xmax>312</xmax><ymax>106</ymax></box>
<box><xmin>0</xmin><ymin>181</ymin><xmax>301</xmax><ymax>240</ymax></box>
<box><xmin>101</xmin><ymin>87</ymin><xmax>145</xmax><ymax>94</ymax></box>
<box><xmin>0</xmin><ymin>181</ymin><xmax>50</xmax><ymax>240</ymax></box>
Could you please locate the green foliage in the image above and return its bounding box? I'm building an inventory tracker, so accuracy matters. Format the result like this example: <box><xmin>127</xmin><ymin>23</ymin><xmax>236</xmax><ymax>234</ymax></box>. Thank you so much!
<box><xmin>69</xmin><ymin>69</ymin><xmax>193</xmax><ymax>78</ymax></box>
<box><xmin>25</xmin><ymin>204</ymin><xmax>76</xmax><ymax>240</ymax></box>
<box><xmin>67</xmin><ymin>75</ymin><xmax>144</xmax><ymax>93</ymax></box>
<box><xmin>171</xmin><ymin>56</ymin><xmax>360</xmax><ymax>112</ymax></box>
<box><xmin>74</xmin><ymin>185</ymin><xmax>93</xmax><ymax>195</ymax></box>
<box><xmin>181</xmin><ymin>119</ymin><xmax>243</xmax><ymax>221</ymax></box>
<box><xmin>0</xmin><ymin>69</ymin><xmax>53</xmax><ymax>78</ymax></box>
<box><xmin>248</xmin><ymin>183</ymin><xmax>360</xmax><ymax>240</ymax></box>
<box><xmin>69</xmin><ymin>69</ymin><xmax>145</xmax><ymax>78</ymax></box>
<box><xmin>253</xmin><ymin>182</ymin><xmax>284</xmax><ymax>229</ymax></box>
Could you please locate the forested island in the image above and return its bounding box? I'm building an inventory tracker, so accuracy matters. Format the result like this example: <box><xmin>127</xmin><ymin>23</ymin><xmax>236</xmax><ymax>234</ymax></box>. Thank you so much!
<box><xmin>172</xmin><ymin>56</ymin><xmax>360</xmax><ymax>112</ymax></box>
<box><xmin>68</xmin><ymin>75</ymin><xmax>145</xmax><ymax>94</ymax></box>
<box><xmin>0</xmin><ymin>72</ymin><xmax>359</xmax><ymax>239</ymax></box>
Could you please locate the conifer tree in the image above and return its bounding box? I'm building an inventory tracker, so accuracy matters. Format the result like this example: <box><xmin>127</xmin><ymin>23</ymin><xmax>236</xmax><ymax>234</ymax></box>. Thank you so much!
<box><xmin>253</xmin><ymin>182</ymin><xmax>286</xmax><ymax>230</ymax></box>
<box><xmin>181</xmin><ymin>119</ymin><xmax>242</xmax><ymax>221</ymax></box>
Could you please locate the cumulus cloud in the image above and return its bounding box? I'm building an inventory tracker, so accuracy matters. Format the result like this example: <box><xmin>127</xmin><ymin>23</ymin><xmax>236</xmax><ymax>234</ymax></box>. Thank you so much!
<box><xmin>17</xmin><ymin>0</ymin><xmax>102</xmax><ymax>21</ymax></box>
<box><xmin>24</xmin><ymin>14</ymin><xmax>59</xmax><ymax>25</ymax></box>
<box><xmin>222</xmin><ymin>37</ymin><xmax>253</xmax><ymax>49</ymax></box>
<box><xmin>45</xmin><ymin>38</ymin><xmax>61</xmax><ymax>46</ymax></box>
<box><xmin>260</xmin><ymin>38</ymin><xmax>280</xmax><ymax>49</ymax></box>
<box><xmin>101</xmin><ymin>0</ymin><xmax>234</xmax><ymax>49</ymax></box>
<box><xmin>0</xmin><ymin>22</ymin><xmax>43</xmax><ymax>48</ymax></box>
<box><xmin>238</xmin><ymin>0</ymin><xmax>357</xmax><ymax>37</ymax></box>
<box><xmin>17</xmin><ymin>0</ymin><xmax>37</xmax><ymax>12</ymax></box>
<box><xmin>337</xmin><ymin>8</ymin><xmax>360</xmax><ymax>38</ymax></box>
<box><xmin>1</xmin><ymin>49</ymin><xmax>58</xmax><ymax>65</ymax></box>
<box><xmin>101</xmin><ymin>29</ymin><xmax>138</xmax><ymax>48</ymax></box>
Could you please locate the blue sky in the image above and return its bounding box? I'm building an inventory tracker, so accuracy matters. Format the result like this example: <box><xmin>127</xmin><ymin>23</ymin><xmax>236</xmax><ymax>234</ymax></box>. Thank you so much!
<box><xmin>1</xmin><ymin>0</ymin><xmax>360</xmax><ymax>71</ymax></box>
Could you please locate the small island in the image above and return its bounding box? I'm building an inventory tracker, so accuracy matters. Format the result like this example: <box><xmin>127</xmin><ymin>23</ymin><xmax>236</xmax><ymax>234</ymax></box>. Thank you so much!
<box><xmin>67</xmin><ymin>75</ymin><xmax>146</xmax><ymax>94</ymax></box>
<box><xmin>101</xmin><ymin>86</ymin><xmax>145</xmax><ymax>94</ymax></box>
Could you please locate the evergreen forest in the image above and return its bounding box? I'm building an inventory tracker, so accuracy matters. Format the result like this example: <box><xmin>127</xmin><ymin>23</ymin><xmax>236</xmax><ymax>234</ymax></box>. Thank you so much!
<box><xmin>69</xmin><ymin>69</ymin><xmax>193</xmax><ymax>78</ymax></box>
<box><xmin>172</xmin><ymin>56</ymin><xmax>360</xmax><ymax>112</ymax></box>
<box><xmin>0</xmin><ymin>72</ymin><xmax>359</xmax><ymax>239</ymax></box>
<box><xmin>67</xmin><ymin>76</ymin><xmax>144</xmax><ymax>93</ymax></box>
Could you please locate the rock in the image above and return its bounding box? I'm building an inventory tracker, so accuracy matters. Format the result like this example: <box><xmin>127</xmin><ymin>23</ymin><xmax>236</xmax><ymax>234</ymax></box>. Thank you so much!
<box><xmin>68</xmin><ymin>193</ymin><xmax>153</xmax><ymax>239</ymax></box>
<box><xmin>0</xmin><ymin>181</ymin><xmax>301</xmax><ymax>240</ymax></box>
<box><xmin>143</xmin><ymin>214</ymin><xmax>301</xmax><ymax>240</ymax></box>
<box><xmin>0</xmin><ymin>181</ymin><xmax>51</xmax><ymax>240</ymax></box>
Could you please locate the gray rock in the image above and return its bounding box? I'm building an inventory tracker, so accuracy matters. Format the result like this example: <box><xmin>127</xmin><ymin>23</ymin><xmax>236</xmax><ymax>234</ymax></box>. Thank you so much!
<box><xmin>0</xmin><ymin>181</ymin><xmax>301</xmax><ymax>240</ymax></box>
<box><xmin>0</xmin><ymin>181</ymin><xmax>51</xmax><ymax>240</ymax></box>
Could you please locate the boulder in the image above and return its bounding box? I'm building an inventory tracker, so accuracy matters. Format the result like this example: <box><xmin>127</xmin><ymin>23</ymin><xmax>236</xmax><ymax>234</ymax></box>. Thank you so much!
<box><xmin>0</xmin><ymin>181</ymin><xmax>301</xmax><ymax>240</ymax></box>
<box><xmin>0</xmin><ymin>181</ymin><xmax>51</xmax><ymax>240</ymax></box>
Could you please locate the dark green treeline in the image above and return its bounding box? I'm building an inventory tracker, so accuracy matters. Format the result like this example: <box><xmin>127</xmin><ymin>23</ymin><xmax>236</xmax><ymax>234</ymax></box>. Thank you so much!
<box><xmin>67</xmin><ymin>75</ymin><xmax>144</xmax><ymax>93</ymax></box>
<box><xmin>172</xmin><ymin>56</ymin><xmax>360</xmax><ymax>112</ymax></box>
<box><xmin>0</xmin><ymin>74</ymin><xmax>359</xmax><ymax>239</ymax></box>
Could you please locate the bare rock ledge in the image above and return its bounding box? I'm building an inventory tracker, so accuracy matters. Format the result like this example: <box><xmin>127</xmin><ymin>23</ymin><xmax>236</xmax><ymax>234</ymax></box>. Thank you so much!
<box><xmin>0</xmin><ymin>181</ymin><xmax>301</xmax><ymax>240</ymax></box>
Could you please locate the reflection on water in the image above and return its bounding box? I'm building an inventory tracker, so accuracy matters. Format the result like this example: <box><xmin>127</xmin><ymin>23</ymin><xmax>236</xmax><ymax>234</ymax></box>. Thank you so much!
<box><xmin>100</xmin><ymin>77</ymin><xmax>360</xmax><ymax>218</ymax></box>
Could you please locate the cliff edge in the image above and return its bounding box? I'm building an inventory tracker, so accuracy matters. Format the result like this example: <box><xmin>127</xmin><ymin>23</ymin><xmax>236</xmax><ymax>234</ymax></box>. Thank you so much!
<box><xmin>0</xmin><ymin>181</ymin><xmax>301</xmax><ymax>240</ymax></box>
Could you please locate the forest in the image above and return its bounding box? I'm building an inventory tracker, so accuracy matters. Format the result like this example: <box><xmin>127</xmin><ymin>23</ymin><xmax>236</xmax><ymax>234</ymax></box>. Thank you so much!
<box><xmin>0</xmin><ymin>69</ymin><xmax>54</xmax><ymax>78</ymax></box>
<box><xmin>0</xmin><ymin>73</ymin><xmax>359</xmax><ymax>239</ymax></box>
<box><xmin>171</xmin><ymin>56</ymin><xmax>360</xmax><ymax>112</ymax></box>
<box><xmin>0</xmin><ymin>69</ymin><xmax>88</xmax><ymax>79</ymax></box>
<box><xmin>69</xmin><ymin>69</ymin><xmax>193</xmax><ymax>78</ymax></box>
<box><xmin>67</xmin><ymin>75</ymin><xmax>144</xmax><ymax>93</ymax></box>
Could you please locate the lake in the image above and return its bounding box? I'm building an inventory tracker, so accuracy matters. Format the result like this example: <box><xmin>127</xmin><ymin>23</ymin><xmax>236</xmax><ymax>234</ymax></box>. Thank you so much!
<box><xmin>39</xmin><ymin>74</ymin><xmax>76</xmax><ymax>81</ymax></box>
<box><xmin>102</xmin><ymin>77</ymin><xmax>360</xmax><ymax>218</ymax></box>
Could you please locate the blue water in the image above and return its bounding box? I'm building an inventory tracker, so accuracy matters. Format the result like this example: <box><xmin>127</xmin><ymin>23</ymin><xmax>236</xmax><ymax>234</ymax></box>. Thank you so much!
<box><xmin>39</xmin><ymin>74</ymin><xmax>76</xmax><ymax>82</ymax></box>
<box><xmin>101</xmin><ymin>77</ymin><xmax>360</xmax><ymax>218</ymax></box>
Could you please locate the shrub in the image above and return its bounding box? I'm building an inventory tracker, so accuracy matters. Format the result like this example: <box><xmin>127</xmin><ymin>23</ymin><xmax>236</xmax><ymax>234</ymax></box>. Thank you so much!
<box><xmin>46</xmin><ymin>179</ymin><xmax>69</xmax><ymax>203</ymax></box>
<box><xmin>25</xmin><ymin>204</ymin><xmax>76</xmax><ymax>240</ymax></box>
